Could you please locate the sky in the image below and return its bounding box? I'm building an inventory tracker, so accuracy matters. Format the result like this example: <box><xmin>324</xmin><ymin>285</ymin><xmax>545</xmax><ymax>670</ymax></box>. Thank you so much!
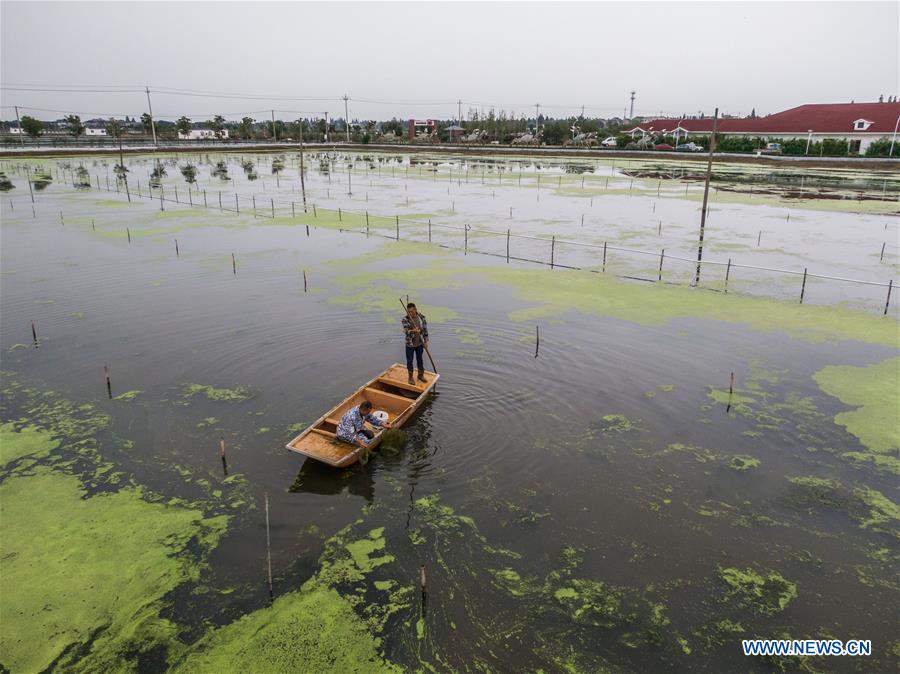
<box><xmin>1</xmin><ymin>1</ymin><xmax>898</xmax><ymax>123</ymax></box>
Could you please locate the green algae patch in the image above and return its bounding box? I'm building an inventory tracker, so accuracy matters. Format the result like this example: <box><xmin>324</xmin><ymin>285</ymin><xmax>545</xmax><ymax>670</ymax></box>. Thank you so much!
<box><xmin>813</xmin><ymin>357</ymin><xmax>900</xmax><ymax>454</ymax></box>
<box><xmin>0</xmin><ymin>421</ymin><xmax>58</xmax><ymax>465</ymax></box>
<box><xmin>465</xmin><ymin>264</ymin><xmax>900</xmax><ymax>348</ymax></box>
<box><xmin>173</xmin><ymin>584</ymin><xmax>399</xmax><ymax>673</ymax></box>
<box><xmin>0</xmin><ymin>466</ymin><xmax>228</xmax><ymax>673</ymax></box>
<box><xmin>345</xmin><ymin>527</ymin><xmax>395</xmax><ymax>572</ymax></box>
<box><xmin>113</xmin><ymin>389</ymin><xmax>142</xmax><ymax>401</ymax></box>
<box><xmin>182</xmin><ymin>383</ymin><xmax>252</xmax><ymax>402</ymax></box>
<box><xmin>718</xmin><ymin>567</ymin><xmax>797</xmax><ymax>614</ymax></box>
<box><xmin>728</xmin><ymin>455</ymin><xmax>760</xmax><ymax>471</ymax></box>
<box><xmin>600</xmin><ymin>413</ymin><xmax>638</xmax><ymax>433</ymax></box>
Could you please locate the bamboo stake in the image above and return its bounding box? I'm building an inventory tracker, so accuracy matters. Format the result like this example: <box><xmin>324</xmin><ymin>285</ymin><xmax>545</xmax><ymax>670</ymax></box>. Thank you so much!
<box><xmin>724</xmin><ymin>258</ymin><xmax>731</xmax><ymax>293</ymax></box>
<box><xmin>104</xmin><ymin>365</ymin><xmax>112</xmax><ymax>399</ymax></box>
<box><xmin>232</xmin><ymin>253</ymin><xmax>237</xmax><ymax>275</ymax></box>
<box><xmin>878</xmin><ymin>276</ymin><xmax>893</xmax><ymax>315</ymax></box>
<box><xmin>799</xmin><ymin>268</ymin><xmax>808</xmax><ymax>304</ymax></box>
<box><xmin>220</xmin><ymin>439</ymin><xmax>228</xmax><ymax>476</ymax></box>
<box><xmin>534</xmin><ymin>325</ymin><xmax>540</xmax><ymax>358</ymax></box>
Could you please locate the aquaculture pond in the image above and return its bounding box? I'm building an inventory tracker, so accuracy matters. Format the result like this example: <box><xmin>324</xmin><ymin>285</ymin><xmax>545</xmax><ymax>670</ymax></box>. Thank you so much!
<box><xmin>0</xmin><ymin>152</ymin><xmax>898</xmax><ymax>673</ymax></box>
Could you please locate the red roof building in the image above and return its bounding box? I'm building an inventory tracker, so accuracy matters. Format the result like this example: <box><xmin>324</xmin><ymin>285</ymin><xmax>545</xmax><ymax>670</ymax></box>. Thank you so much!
<box><xmin>626</xmin><ymin>102</ymin><xmax>900</xmax><ymax>153</ymax></box>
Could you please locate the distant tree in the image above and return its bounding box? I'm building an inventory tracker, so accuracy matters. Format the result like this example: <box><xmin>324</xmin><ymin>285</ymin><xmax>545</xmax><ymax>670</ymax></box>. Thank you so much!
<box><xmin>141</xmin><ymin>113</ymin><xmax>153</xmax><ymax>135</ymax></box>
<box><xmin>20</xmin><ymin>115</ymin><xmax>43</xmax><ymax>138</ymax></box>
<box><xmin>238</xmin><ymin>117</ymin><xmax>254</xmax><ymax>140</ymax></box>
<box><xmin>382</xmin><ymin>118</ymin><xmax>403</xmax><ymax>136</ymax></box>
<box><xmin>65</xmin><ymin>115</ymin><xmax>85</xmax><ymax>139</ymax></box>
<box><xmin>180</xmin><ymin>163</ymin><xmax>197</xmax><ymax>183</ymax></box>
<box><xmin>209</xmin><ymin>115</ymin><xmax>226</xmax><ymax>139</ymax></box>
<box><xmin>106</xmin><ymin>118</ymin><xmax>123</xmax><ymax>138</ymax></box>
<box><xmin>175</xmin><ymin>116</ymin><xmax>192</xmax><ymax>137</ymax></box>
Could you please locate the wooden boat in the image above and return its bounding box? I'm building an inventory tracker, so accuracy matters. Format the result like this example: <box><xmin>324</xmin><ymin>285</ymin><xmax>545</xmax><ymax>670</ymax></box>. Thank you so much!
<box><xmin>286</xmin><ymin>363</ymin><xmax>439</xmax><ymax>467</ymax></box>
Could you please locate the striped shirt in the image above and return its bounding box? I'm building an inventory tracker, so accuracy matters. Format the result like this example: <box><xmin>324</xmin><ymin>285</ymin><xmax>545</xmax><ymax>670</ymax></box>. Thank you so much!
<box><xmin>336</xmin><ymin>405</ymin><xmax>383</xmax><ymax>442</ymax></box>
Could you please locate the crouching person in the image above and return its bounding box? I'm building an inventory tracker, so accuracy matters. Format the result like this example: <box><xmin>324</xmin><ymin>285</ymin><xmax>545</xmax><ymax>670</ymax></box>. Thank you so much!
<box><xmin>336</xmin><ymin>400</ymin><xmax>387</xmax><ymax>447</ymax></box>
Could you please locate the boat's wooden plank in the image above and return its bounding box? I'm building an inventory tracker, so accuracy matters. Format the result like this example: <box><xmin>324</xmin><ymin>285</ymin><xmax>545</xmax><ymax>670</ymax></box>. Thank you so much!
<box><xmin>289</xmin><ymin>431</ymin><xmax>357</xmax><ymax>465</ymax></box>
<box><xmin>363</xmin><ymin>387</ymin><xmax>415</xmax><ymax>413</ymax></box>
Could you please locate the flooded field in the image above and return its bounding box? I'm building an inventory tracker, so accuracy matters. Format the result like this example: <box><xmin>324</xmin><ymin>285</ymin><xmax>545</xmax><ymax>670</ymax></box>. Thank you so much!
<box><xmin>1</xmin><ymin>151</ymin><xmax>898</xmax><ymax>673</ymax></box>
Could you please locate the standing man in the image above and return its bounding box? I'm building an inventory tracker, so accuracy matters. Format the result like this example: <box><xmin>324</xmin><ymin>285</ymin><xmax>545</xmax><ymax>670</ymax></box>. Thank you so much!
<box><xmin>402</xmin><ymin>302</ymin><xmax>429</xmax><ymax>385</ymax></box>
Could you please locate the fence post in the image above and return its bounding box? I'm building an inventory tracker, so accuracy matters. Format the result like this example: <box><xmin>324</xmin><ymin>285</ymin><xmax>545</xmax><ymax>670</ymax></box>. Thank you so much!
<box><xmin>799</xmin><ymin>267</ymin><xmax>808</xmax><ymax>304</ymax></box>
<box><xmin>658</xmin><ymin>248</ymin><xmax>665</xmax><ymax>282</ymax></box>
<box><xmin>506</xmin><ymin>229</ymin><xmax>510</xmax><ymax>263</ymax></box>
<box><xmin>724</xmin><ymin>258</ymin><xmax>731</xmax><ymax>293</ymax></box>
<box><xmin>885</xmin><ymin>279</ymin><xmax>893</xmax><ymax>315</ymax></box>
<box><xmin>602</xmin><ymin>241</ymin><xmax>607</xmax><ymax>273</ymax></box>
<box><xmin>550</xmin><ymin>236</ymin><xmax>555</xmax><ymax>269</ymax></box>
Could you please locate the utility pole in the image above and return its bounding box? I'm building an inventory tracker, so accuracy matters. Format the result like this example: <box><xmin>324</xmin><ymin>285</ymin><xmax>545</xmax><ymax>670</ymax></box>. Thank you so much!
<box><xmin>145</xmin><ymin>86</ymin><xmax>158</xmax><ymax>148</ymax></box>
<box><xmin>14</xmin><ymin>105</ymin><xmax>23</xmax><ymax>146</ymax></box>
<box><xmin>458</xmin><ymin>99</ymin><xmax>462</xmax><ymax>124</ymax></box>
<box><xmin>343</xmin><ymin>94</ymin><xmax>350</xmax><ymax>142</ymax></box>
<box><xmin>271</xmin><ymin>110</ymin><xmax>277</xmax><ymax>142</ymax></box>
<box><xmin>629</xmin><ymin>91</ymin><xmax>636</xmax><ymax>119</ymax></box>
<box><xmin>694</xmin><ymin>107</ymin><xmax>719</xmax><ymax>287</ymax></box>
<box><xmin>298</xmin><ymin>119</ymin><xmax>307</xmax><ymax>211</ymax></box>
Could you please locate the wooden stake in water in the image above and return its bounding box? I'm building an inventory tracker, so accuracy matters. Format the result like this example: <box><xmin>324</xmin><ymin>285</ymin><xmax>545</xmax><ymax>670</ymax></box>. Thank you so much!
<box><xmin>59</xmin><ymin>211</ymin><xmax>64</xmax><ymax>226</ymax></box>
<box><xmin>726</xmin><ymin>371</ymin><xmax>735</xmax><ymax>413</ymax></box>
<box><xmin>104</xmin><ymin>365</ymin><xmax>112</xmax><ymax>399</ymax></box>
<box><xmin>757</xmin><ymin>230</ymin><xmax>762</xmax><ymax>247</ymax></box>
<box><xmin>395</xmin><ymin>215</ymin><xmax>399</xmax><ymax>241</ymax></box>
<box><xmin>303</xmin><ymin>269</ymin><xmax>308</xmax><ymax>293</ymax></box>
<box><xmin>464</xmin><ymin>224</ymin><xmax>468</xmax><ymax>254</ymax></box>
<box><xmin>232</xmin><ymin>253</ymin><xmax>237</xmax><ymax>275</ymax></box>
<box><xmin>658</xmin><ymin>248</ymin><xmax>665</xmax><ymax>282</ymax></box>
<box><xmin>265</xmin><ymin>493</ymin><xmax>274</xmax><ymax>601</ymax></box>
<box><xmin>175</xmin><ymin>239</ymin><xmax>179</xmax><ymax>257</ymax></box>
<box><xmin>534</xmin><ymin>325</ymin><xmax>540</xmax><ymax>358</ymax></box>
<box><xmin>799</xmin><ymin>267</ymin><xmax>808</xmax><ymax>304</ymax></box>
<box><xmin>31</xmin><ymin>320</ymin><xmax>37</xmax><ymax>347</ymax></box>
<box><xmin>885</xmin><ymin>279</ymin><xmax>893</xmax><ymax>316</ymax></box>
<box><xmin>506</xmin><ymin>229</ymin><xmax>510</xmax><ymax>263</ymax></box>
<box><xmin>724</xmin><ymin>258</ymin><xmax>732</xmax><ymax>293</ymax></box>
<box><xmin>92</xmin><ymin>219</ymin><xmax>95</xmax><ymax>231</ymax></box>
<box><xmin>428</xmin><ymin>219</ymin><xmax>432</xmax><ymax>243</ymax></box>
<box><xmin>550</xmin><ymin>236</ymin><xmax>555</xmax><ymax>268</ymax></box>
<box><xmin>220</xmin><ymin>439</ymin><xmax>228</xmax><ymax>476</ymax></box>
<box><xmin>420</xmin><ymin>565</ymin><xmax>427</xmax><ymax>599</ymax></box>
<box><xmin>126</xmin><ymin>227</ymin><xmax>131</xmax><ymax>244</ymax></box>
<box><xmin>602</xmin><ymin>241</ymin><xmax>607</xmax><ymax>273</ymax></box>
<box><xmin>880</xmin><ymin>242</ymin><xmax>886</xmax><ymax>261</ymax></box>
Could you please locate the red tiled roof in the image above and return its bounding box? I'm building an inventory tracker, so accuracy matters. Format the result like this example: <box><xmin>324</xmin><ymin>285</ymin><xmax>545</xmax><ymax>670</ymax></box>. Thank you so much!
<box><xmin>629</xmin><ymin>102</ymin><xmax>900</xmax><ymax>135</ymax></box>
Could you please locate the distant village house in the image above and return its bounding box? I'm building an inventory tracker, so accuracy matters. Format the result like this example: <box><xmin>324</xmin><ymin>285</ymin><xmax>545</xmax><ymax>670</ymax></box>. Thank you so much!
<box><xmin>626</xmin><ymin>101</ymin><xmax>900</xmax><ymax>154</ymax></box>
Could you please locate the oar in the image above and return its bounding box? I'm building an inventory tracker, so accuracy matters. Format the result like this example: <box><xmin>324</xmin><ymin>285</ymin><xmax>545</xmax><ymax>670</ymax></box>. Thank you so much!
<box><xmin>399</xmin><ymin>298</ymin><xmax>438</xmax><ymax>374</ymax></box>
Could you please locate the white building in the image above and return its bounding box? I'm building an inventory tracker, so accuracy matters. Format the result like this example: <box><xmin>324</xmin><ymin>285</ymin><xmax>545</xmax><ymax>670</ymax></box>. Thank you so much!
<box><xmin>178</xmin><ymin>129</ymin><xmax>229</xmax><ymax>140</ymax></box>
<box><xmin>85</xmin><ymin>128</ymin><xmax>107</xmax><ymax>136</ymax></box>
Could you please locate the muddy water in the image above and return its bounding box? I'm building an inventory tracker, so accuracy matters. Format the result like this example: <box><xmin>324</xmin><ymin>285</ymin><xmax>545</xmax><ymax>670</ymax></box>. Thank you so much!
<box><xmin>3</xmin><ymin>151</ymin><xmax>896</xmax><ymax>310</ymax></box>
<box><xmin>1</xmin><ymin>156</ymin><xmax>898</xmax><ymax>673</ymax></box>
